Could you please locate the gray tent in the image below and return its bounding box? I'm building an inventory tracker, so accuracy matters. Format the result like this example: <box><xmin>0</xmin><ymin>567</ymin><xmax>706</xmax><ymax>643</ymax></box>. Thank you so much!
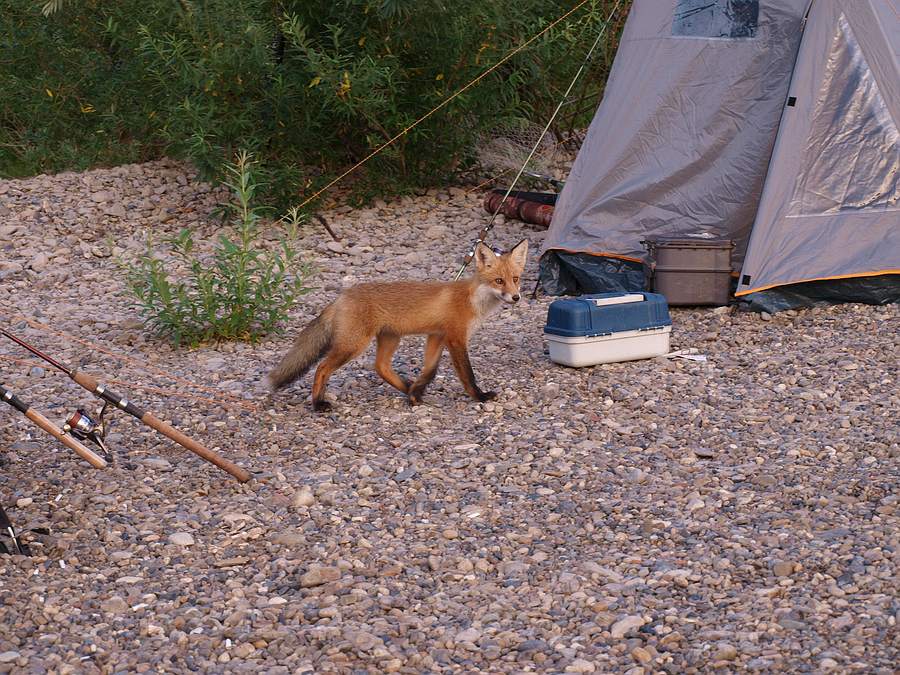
<box><xmin>539</xmin><ymin>0</ymin><xmax>899</xmax><ymax>311</ymax></box>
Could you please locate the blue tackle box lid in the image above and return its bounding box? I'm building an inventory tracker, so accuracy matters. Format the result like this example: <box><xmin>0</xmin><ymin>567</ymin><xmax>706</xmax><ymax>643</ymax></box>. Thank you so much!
<box><xmin>544</xmin><ymin>292</ymin><xmax>671</xmax><ymax>338</ymax></box>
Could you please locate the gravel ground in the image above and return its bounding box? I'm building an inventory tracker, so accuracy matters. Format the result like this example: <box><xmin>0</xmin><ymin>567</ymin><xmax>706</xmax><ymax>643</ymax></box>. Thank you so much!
<box><xmin>0</xmin><ymin>160</ymin><xmax>897</xmax><ymax>674</ymax></box>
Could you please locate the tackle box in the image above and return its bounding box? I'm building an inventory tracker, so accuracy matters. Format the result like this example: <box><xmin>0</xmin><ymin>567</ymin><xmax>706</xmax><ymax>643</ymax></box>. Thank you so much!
<box><xmin>543</xmin><ymin>292</ymin><xmax>672</xmax><ymax>367</ymax></box>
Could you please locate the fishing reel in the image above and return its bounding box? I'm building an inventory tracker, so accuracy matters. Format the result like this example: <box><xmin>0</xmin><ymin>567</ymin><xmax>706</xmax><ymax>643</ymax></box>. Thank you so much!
<box><xmin>63</xmin><ymin>402</ymin><xmax>113</xmax><ymax>462</ymax></box>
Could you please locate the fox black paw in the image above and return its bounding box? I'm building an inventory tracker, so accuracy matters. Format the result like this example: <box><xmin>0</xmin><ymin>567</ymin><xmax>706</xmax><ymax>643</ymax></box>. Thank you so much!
<box><xmin>477</xmin><ymin>391</ymin><xmax>497</xmax><ymax>402</ymax></box>
<box><xmin>313</xmin><ymin>400</ymin><xmax>333</xmax><ymax>413</ymax></box>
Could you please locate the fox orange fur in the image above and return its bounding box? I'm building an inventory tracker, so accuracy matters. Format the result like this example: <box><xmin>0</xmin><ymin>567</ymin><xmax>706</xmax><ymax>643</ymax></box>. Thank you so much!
<box><xmin>265</xmin><ymin>239</ymin><xmax>528</xmax><ymax>411</ymax></box>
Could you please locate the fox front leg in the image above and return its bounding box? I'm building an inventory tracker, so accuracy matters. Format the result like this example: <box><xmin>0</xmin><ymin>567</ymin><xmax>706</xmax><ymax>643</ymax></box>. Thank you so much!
<box><xmin>446</xmin><ymin>339</ymin><xmax>496</xmax><ymax>403</ymax></box>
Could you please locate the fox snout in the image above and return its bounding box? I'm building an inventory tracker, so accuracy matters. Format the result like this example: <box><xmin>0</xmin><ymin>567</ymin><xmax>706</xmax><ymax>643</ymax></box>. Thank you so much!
<box><xmin>494</xmin><ymin>288</ymin><xmax>521</xmax><ymax>303</ymax></box>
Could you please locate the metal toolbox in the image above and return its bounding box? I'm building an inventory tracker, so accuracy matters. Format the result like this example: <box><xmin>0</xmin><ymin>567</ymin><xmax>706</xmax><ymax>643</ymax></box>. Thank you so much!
<box><xmin>643</xmin><ymin>237</ymin><xmax>734</xmax><ymax>306</ymax></box>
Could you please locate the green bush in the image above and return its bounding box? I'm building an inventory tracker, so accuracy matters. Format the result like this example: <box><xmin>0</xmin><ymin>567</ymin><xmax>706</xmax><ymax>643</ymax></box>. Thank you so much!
<box><xmin>1</xmin><ymin>0</ymin><xmax>628</xmax><ymax>208</ymax></box>
<box><xmin>126</xmin><ymin>151</ymin><xmax>313</xmax><ymax>346</ymax></box>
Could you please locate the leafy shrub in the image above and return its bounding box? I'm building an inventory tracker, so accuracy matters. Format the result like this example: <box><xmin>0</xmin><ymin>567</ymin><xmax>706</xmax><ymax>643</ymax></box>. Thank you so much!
<box><xmin>1</xmin><ymin>0</ymin><xmax>629</xmax><ymax>208</ymax></box>
<box><xmin>127</xmin><ymin>151</ymin><xmax>313</xmax><ymax>346</ymax></box>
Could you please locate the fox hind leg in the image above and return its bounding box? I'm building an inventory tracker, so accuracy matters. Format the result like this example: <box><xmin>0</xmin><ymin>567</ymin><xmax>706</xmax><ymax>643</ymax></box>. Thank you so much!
<box><xmin>311</xmin><ymin>338</ymin><xmax>369</xmax><ymax>412</ymax></box>
<box><xmin>408</xmin><ymin>334</ymin><xmax>444</xmax><ymax>405</ymax></box>
<box><xmin>374</xmin><ymin>331</ymin><xmax>410</xmax><ymax>395</ymax></box>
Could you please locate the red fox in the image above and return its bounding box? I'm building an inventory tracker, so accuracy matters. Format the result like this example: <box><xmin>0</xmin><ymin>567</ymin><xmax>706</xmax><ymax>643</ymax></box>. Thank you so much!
<box><xmin>265</xmin><ymin>239</ymin><xmax>528</xmax><ymax>411</ymax></box>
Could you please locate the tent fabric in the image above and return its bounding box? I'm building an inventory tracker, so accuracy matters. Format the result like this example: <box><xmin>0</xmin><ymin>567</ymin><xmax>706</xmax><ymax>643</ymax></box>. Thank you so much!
<box><xmin>745</xmin><ymin>274</ymin><xmax>900</xmax><ymax>312</ymax></box>
<box><xmin>539</xmin><ymin>251</ymin><xmax>646</xmax><ymax>296</ymax></box>
<box><xmin>736</xmin><ymin>0</ymin><xmax>900</xmax><ymax>297</ymax></box>
<box><xmin>539</xmin><ymin>0</ymin><xmax>810</xmax><ymax>275</ymax></box>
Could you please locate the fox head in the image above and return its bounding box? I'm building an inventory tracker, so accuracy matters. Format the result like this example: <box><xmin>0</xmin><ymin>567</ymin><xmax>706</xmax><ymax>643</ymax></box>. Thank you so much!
<box><xmin>474</xmin><ymin>239</ymin><xmax>529</xmax><ymax>304</ymax></box>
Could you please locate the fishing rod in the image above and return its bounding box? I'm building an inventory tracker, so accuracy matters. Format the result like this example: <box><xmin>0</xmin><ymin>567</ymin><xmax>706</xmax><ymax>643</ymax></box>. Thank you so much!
<box><xmin>0</xmin><ymin>327</ymin><xmax>251</xmax><ymax>483</ymax></box>
<box><xmin>1</xmin><ymin>382</ymin><xmax>107</xmax><ymax>469</ymax></box>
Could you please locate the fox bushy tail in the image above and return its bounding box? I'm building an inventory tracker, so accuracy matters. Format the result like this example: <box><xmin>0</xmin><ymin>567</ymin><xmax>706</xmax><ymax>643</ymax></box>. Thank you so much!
<box><xmin>265</xmin><ymin>305</ymin><xmax>335</xmax><ymax>391</ymax></box>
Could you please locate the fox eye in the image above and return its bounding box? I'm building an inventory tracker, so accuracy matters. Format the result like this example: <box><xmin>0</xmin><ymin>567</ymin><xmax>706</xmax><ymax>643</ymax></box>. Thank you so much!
<box><xmin>494</xmin><ymin>278</ymin><xmax>503</xmax><ymax>285</ymax></box>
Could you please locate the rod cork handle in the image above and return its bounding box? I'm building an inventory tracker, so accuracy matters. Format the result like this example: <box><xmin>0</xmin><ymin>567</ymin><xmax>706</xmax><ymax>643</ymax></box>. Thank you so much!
<box><xmin>25</xmin><ymin>409</ymin><xmax>107</xmax><ymax>469</ymax></box>
<box><xmin>70</xmin><ymin>369</ymin><xmax>251</xmax><ymax>483</ymax></box>
<box><xmin>141</xmin><ymin>412</ymin><xmax>252</xmax><ymax>483</ymax></box>
<box><xmin>71</xmin><ymin>370</ymin><xmax>99</xmax><ymax>392</ymax></box>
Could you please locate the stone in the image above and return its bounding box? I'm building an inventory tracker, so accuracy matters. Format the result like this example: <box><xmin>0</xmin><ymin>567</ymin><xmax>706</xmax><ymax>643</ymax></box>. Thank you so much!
<box><xmin>631</xmin><ymin>646</ymin><xmax>652</xmax><ymax>663</ymax></box>
<box><xmin>714</xmin><ymin>644</ymin><xmax>738</xmax><ymax>661</ymax></box>
<box><xmin>299</xmin><ymin>566</ymin><xmax>341</xmax><ymax>588</ymax></box>
<box><xmin>142</xmin><ymin>457</ymin><xmax>173</xmax><ymax>471</ymax></box>
<box><xmin>232</xmin><ymin>643</ymin><xmax>255</xmax><ymax>659</ymax></box>
<box><xmin>773</xmin><ymin>561</ymin><xmax>794</xmax><ymax>577</ymax></box>
<box><xmin>104</xmin><ymin>203</ymin><xmax>127</xmax><ymax>218</ymax></box>
<box><xmin>292</xmin><ymin>486</ymin><xmax>316</xmax><ymax>507</ymax></box>
<box><xmin>456</xmin><ymin>628</ymin><xmax>481</xmax><ymax>643</ymax></box>
<box><xmin>100</xmin><ymin>596</ymin><xmax>129</xmax><ymax>613</ymax></box>
<box><xmin>168</xmin><ymin>532</ymin><xmax>195</xmax><ymax>546</ymax></box>
<box><xmin>346</xmin><ymin>630</ymin><xmax>381</xmax><ymax>651</ymax></box>
<box><xmin>29</xmin><ymin>253</ymin><xmax>49</xmax><ymax>272</ymax></box>
<box><xmin>611</xmin><ymin>615</ymin><xmax>646</xmax><ymax>639</ymax></box>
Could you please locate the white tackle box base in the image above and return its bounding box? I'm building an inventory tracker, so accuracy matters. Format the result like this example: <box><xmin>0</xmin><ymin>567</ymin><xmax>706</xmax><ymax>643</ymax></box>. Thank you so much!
<box><xmin>545</xmin><ymin>325</ymin><xmax>671</xmax><ymax>367</ymax></box>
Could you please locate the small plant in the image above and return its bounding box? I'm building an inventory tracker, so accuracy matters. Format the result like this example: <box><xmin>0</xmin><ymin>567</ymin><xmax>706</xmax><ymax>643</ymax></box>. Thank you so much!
<box><xmin>127</xmin><ymin>151</ymin><xmax>313</xmax><ymax>346</ymax></box>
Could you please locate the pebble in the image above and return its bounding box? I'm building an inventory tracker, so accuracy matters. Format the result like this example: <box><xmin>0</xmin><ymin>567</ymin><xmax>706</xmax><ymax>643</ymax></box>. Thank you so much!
<box><xmin>299</xmin><ymin>566</ymin><xmax>341</xmax><ymax>588</ymax></box>
<box><xmin>104</xmin><ymin>203</ymin><xmax>127</xmax><ymax>218</ymax></box>
<box><xmin>611</xmin><ymin>616</ymin><xmax>646</xmax><ymax>639</ymax></box>
<box><xmin>631</xmin><ymin>646</ymin><xmax>652</xmax><ymax>663</ymax></box>
<box><xmin>292</xmin><ymin>486</ymin><xmax>315</xmax><ymax>507</ymax></box>
<box><xmin>773</xmin><ymin>560</ymin><xmax>795</xmax><ymax>577</ymax></box>
<box><xmin>100</xmin><ymin>596</ymin><xmax>129</xmax><ymax>614</ymax></box>
<box><xmin>29</xmin><ymin>253</ymin><xmax>49</xmax><ymax>272</ymax></box>
<box><xmin>714</xmin><ymin>643</ymin><xmax>738</xmax><ymax>661</ymax></box>
<box><xmin>168</xmin><ymin>532</ymin><xmax>195</xmax><ymax>546</ymax></box>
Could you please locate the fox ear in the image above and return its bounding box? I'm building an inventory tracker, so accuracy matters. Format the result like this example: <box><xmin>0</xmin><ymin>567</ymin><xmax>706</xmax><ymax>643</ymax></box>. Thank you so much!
<box><xmin>474</xmin><ymin>242</ymin><xmax>495</xmax><ymax>269</ymax></box>
<box><xmin>508</xmin><ymin>238</ymin><xmax>529</xmax><ymax>269</ymax></box>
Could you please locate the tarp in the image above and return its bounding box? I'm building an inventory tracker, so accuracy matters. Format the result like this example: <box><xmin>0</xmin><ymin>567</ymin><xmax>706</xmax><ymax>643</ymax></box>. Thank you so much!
<box><xmin>736</xmin><ymin>0</ymin><xmax>900</xmax><ymax>298</ymax></box>
<box><xmin>540</xmin><ymin>0</ymin><xmax>810</xmax><ymax>280</ymax></box>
